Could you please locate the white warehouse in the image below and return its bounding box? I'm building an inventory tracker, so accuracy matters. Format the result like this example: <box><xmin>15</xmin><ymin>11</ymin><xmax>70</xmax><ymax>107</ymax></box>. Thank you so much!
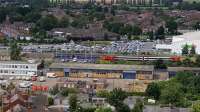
<box><xmin>156</xmin><ymin>31</ymin><xmax>200</xmax><ymax>55</ymax></box>
<box><xmin>0</xmin><ymin>61</ymin><xmax>40</xmax><ymax>76</ymax></box>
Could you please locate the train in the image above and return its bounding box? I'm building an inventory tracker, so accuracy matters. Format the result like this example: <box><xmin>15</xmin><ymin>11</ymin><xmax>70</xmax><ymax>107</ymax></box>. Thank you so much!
<box><xmin>55</xmin><ymin>52</ymin><xmax>182</xmax><ymax>62</ymax></box>
<box><xmin>101</xmin><ymin>55</ymin><xmax>182</xmax><ymax>62</ymax></box>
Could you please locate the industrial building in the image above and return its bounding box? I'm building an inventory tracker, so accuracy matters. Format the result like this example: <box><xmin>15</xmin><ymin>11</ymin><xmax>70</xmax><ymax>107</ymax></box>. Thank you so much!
<box><xmin>168</xmin><ymin>67</ymin><xmax>200</xmax><ymax>78</ymax></box>
<box><xmin>0</xmin><ymin>61</ymin><xmax>40</xmax><ymax>76</ymax></box>
<box><xmin>49</xmin><ymin>63</ymin><xmax>154</xmax><ymax>80</ymax></box>
<box><xmin>156</xmin><ymin>31</ymin><xmax>200</xmax><ymax>55</ymax></box>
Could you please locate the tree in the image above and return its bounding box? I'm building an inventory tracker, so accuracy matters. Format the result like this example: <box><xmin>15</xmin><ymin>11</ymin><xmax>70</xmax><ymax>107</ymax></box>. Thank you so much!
<box><xmin>69</xmin><ymin>94</ymin><xmax>78</xmax><ymax>112</ymax></box>
<box><xmin>132</xmin><ymin>26</ymin><xmax>142</xmax><ymax>35</ymax></box>
<box><xmin>24</xmin><ymin>11</ymin><xmax>41</xmax><ymax>23</ymax></box>
<box><xmin>10</xmin><ymin>42</ymin><xmax>21</xmax><ymax>60</ymax></box>
<box><xmin>0</xmin><ymin>9</ymin><xmax>6</xmax><ymax>23</ymax></box>
<box><xmin>107</xmin><ymin>88</ymin><xmax>128</xmax><ymax>112</ymax></box>
<box><xmin>145</xmin><ymin>82</ymin><xmax>161</xmax><ymax>100</ymax></box>
<box><xmin>61</xmin><ymin>89</ymin><xmax>69</xmax><ymax>97</ymax></box>
<box><xmin>116</xmin><ymin>103</ymin><xmax>130</xmax><ymax>112</ymax></box>
<box><xmin>95</xmin><ymin>107</ymin><xmax>112</xmax><ymax>112</ymax></box>
<box><xmin>59</xmin><ymin>16</ymin><xmax>70</xmax><ymax>28</ymax></box>
<box><xmin>166</xmin><ymin>20</ymin><xmax>178</xmax><ymax>34</ymax></box>
<box><xmin>48</xmin><ymin>97</ymin><xmax>54</xmax><ymax>106</ymax></box>
<box><xmin>192</xmin><ymin>103</ymin><xmax>200</xmax><ymax>112</ymax></box>
<box><xmin>193</xmin><ymin>22</ymin><xmax>200</xmax><ymax>30</ymax></box>
<box><xmin>147</xmin><ymin>31</ymin><xmax>154</xmax><ymax>40</ymax></box>
<box><xmin>132</xmin><ymin>99</ymin><xmax>144</xmax><ymax>112</ymax></box>
<box><xmin>160</xmin><ymin>82</ymin><xmax>183</xmax><ymax>106</ymax></box>
<box><xmin>96</xmin><ymin>90</ymin><xmax>110</xmax><ymax>98</ymax></box>
<box><xmin>49</xmin><ymin>85</ymin><xmax>59</xmax><ymax>95</ymax></box>
<box><xmin>37</xmin><ymin>15</ymin><xmax>58</xmax><ymax>30</ymax></box>
<box><xmin>190</xmin><ymin>45</ymin><xmax>196</xmax><ymax>55</ymax></box>
<box><xmin>154</xmin><ymin>59</ymin><xmax>167</xmax><ymax>69</ymax></box>
<box><xmin>111</xmin><ymin>7</ymin><xmax>115</xmax><ymax>16</ymax></box>
<box><xmin>120</xmin><ymin>24</ymin><xmax>133</xmax><ymax>35</ymax></box>
<box><xmin>155</xmin><ymin>26</ymin><xmax>165</xmax><ymax>39</ymax></box>
<box><xmin>196</xmin><ymin>55</ymin><xmax>200</xmax><ymax>67</ymax></box>
<box><xmin>182</xmin><ymin>44</ymin><xmax>189</xmax><ymax>55</ymax></box>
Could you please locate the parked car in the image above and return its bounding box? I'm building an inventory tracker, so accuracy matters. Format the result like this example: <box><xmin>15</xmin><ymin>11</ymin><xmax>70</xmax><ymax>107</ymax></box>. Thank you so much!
<box><xmin>0</xmin><ymin>76</ymin><xmax>4</xmax><ymax>80</ymax></box>
<box><xmin>31</xmin><ymin>76</ymin><xmax>37</xmax><ymax>81</ymax></box>
<box><xmin>19</xmin><ymin>81</ymin><xmax>32</xmax><ymax>88</ymax></box>
<box><xmin>22</xmin><ymin>76</ymin><xmax>26</xmax><ymax>80</ymax></box>
<box><xmin>9</xmin><ymin>76</ymin><xmax>14</xmax><ymax>80</ymax></box>
<box><xmin>16</xmin><ymin>76</ymin><xmax>21</xmax><ymax>80</ymax></box>
<box><xmin>39</xmin><ymin>76</ymin><xmax>45</xmax><ymax>82</ymax></box>
<box><xmin>25</xmin><ymin>77</ymin><xmax>31</xmax><ymax>81</ymax></box>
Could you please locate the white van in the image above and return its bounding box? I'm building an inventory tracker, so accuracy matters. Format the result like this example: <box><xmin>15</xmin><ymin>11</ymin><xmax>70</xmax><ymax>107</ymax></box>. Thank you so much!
<box><xmin>47</xmin><ymin>73</ymin><xmax>57</xmax><ymax>78</ymax></box>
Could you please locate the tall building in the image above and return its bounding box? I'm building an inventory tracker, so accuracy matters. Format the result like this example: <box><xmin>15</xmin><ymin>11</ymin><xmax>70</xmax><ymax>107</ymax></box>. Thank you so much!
<box><xmin>0</xmin><ymin>61</ymin><xmax>40</xmax><ymax>76</ymax></box>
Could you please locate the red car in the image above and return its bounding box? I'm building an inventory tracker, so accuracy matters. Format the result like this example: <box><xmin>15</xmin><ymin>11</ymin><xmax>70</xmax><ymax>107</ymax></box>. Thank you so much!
<box><xmin>31</xmin><ymin>76</ymin><xmax>37</xmax><ymax>81</ymax></box>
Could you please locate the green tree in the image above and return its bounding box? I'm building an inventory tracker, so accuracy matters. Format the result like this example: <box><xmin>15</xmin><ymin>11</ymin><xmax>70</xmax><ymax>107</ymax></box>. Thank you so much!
<box><xmin>160</xmin><ymin>82</ymin><xmax>183</xmax><ymax>106</ymax></box>
<box><xmin>166</xmin><ymin>20</ymin><xmax>178</xmax><ymax>34</ymax></box>
<box><xmin>120</xmin><ymin>24</ymin><xmax>133</xmax><ymax>35</ymax></box>
<box><xmin>154</xmin><ymin>59</ymin><xmax>167</xmax><ymax>69</ymax></box>
<box><xmin>69</xmin><ymin>94</ymin><xmax>78</xmax><ymax>112</ymax></box>
<box><xmin>10</xmin><ymin>42</ymin><xmax>21</xmax><ymax>60</ymax></box>
<box><xmin>145</xmin><ymin>82</ymin><xmax>161</xmax><ymax>100</ymax></box>
<box><xmin>182</xmin><ymin>58</ymin><xmax>193</xmax><ymax>67</ymax></box>
<box><xmin>193</xmin><ymin>22</ymin><xmax>200</xmax><ymax>30</ymax></box>
<box><xmin>190</xmin><ymin>45</ymin><xmax>196</xmax><ymax>55</ymax></box>
<box><xmin>24</xmin><ymin>11</ymin><xmax>41</xmax><ymax>23</ymax></box>
<box><xmin>107</xmin><ymin>88</ymin><xmax>128</xmax><ymax>112</ymax></box>
<box><xmin>116</xmin><ymin>103</ymin><xmax>130</xmax><ymax>112</ymax></box>
<box><xmin>155</xmin><ymin>26</ymin><xmax>165</xmax><ymax>39</ymax></box>
<box><xmin>147</xmin><ymin>31</ymin><xmax>154</xmax><ymax>40</ymax></box>
<box><xmin>37</xmin><ymin>15</ymin><xmax>58</xmax><ymax>30</ymax></box>
<box><xmin>196</xmin><ymin>55</ymin><xmax>200</xmax><ymax>67</ymax></box>
<box><xmin>49</xmin><ymin>85</ymin><xmax>59</xmax><ymax>95</ymax></box>
<box><xmin>132</xmin><ymin>99</ymin><xmax>143</xmax><ymax>112</ymax></box>
<box><xmin>192</xmin><ymin>102</ymin><xmax>200</xmax><ymax>112</ymax></box>
<box><xmin>0</xmin><ymin>8</ymin><xmax>7</xmax><ymax>23</ymax></box>
<box><xmin>59</xmin><ymin>16</ymin><xmax>70</xmax><ymax>28</ymax></box>
<box><xmin>132</xmin><ymin>26</ymin><xmax>142</xmax><ymax>35</ymax></box>
<box><xmin>61</xmin><ymin>89</ymin><xmax>69</xmax><ymax>97</ymax></box>
<box><xmin>96</xmin><ymin>90</ymin><xmax>110</xmax><ymax>98</ymax></box>
<box><xmin>95</xmin><ymin>107</ymin><xmax>112</xmax><ymax>112</ymax></box>
<box><xmin>48</xmin><ymin>97</ymin><xmax>54</xmax><ymax>106</ymax></box>
<box><xmin>182</xmin><ymin>44</ymin><xmax>189</xmax><ymax>55</ymax></box>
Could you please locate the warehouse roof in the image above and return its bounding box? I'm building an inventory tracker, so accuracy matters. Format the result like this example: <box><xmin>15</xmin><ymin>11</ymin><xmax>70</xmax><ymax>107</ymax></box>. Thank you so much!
<box><xmin>168</xmin><ymin>67</ymin><xmax>200</xmax><ymax>71</ymax></box>
<box><xmin>50</xmin><ymin>63</ymin><xmax>154</xmax><ymax>71</ymax></box>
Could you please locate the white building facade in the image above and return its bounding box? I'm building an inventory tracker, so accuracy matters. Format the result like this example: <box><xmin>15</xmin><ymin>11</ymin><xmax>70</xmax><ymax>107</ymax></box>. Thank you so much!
<box><xmin>0</xmin><ymin>61</ymin><xmax>39</xmax><ymax>76</ymax></box>
<box><xmin>156</xmin><ymin>31</ymin><xmax>200</xmax><ymax>55</ymax></box>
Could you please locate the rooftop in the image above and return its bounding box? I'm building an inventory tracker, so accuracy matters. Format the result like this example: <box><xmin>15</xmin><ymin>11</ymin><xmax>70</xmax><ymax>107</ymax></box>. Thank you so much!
<box><xmin>0</xmin><ymin>60</ymin><xmax>40</xmax><ymax>65</ymax></box>
<box><xmin>50</xmin><ymin>63</ymin><xmax>154</xmax><ymax>71</ymax></box>
<box><xmin>168</xmin><ymin>67</ymin><xmax>200</xmax><ymax>71</ymax></box>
